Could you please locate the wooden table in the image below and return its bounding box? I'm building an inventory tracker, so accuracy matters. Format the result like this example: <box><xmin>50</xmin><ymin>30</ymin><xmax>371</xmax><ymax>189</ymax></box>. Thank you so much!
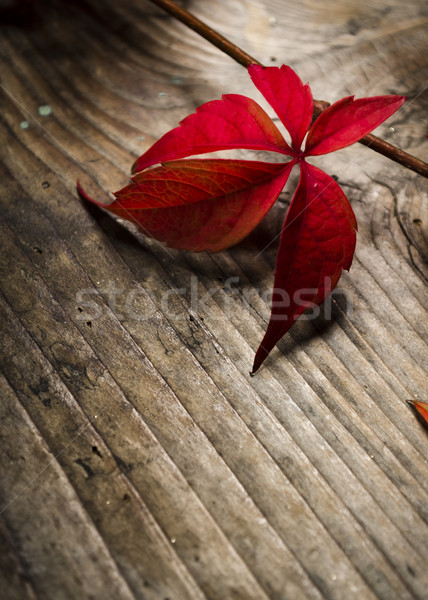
<box><xmin>1</xmin><ymin>1</ymin><xmax>427</xmax><ymax>598</ymax></box>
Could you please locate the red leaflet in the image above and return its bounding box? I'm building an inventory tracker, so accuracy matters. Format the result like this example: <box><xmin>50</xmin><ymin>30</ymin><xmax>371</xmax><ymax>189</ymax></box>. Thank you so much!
<box><xmin>252</xmin><ymin>163</ymin><xmax>357</xmax><ymax>373</ymax></box>
<box><xmin>132</xmin><ymin>94</ymin><xmax>292</xmax><ymax>173</ymax></box>
<box><xmin>79</xmin><ymin>64</ymin><xmax>405</xmax><ymax>372</ymax></box>
<box><xmin>249</xmin><ymin>64</ymin><xmax>313</xmax><ymax>151</ymax></box>
<box><xmin>101</xmin><ymin>159</ymin><xmax>294</xmax><ymax>252</ymax></box>
<box><xmin>305</xmin><ymin>95</ymin><xmax>405</xmax><ymax>155</ymax></box>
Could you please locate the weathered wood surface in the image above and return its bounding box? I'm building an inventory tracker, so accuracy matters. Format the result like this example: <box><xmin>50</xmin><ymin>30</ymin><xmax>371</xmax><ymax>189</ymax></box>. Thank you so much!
<box><xmin>0</xmin><ymin>1</ymin><xmax>427</xmax><ymax>599</ymax></box>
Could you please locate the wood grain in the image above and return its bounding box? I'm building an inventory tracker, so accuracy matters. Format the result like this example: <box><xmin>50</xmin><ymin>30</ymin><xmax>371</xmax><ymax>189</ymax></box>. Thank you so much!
<box><xmin>0</xmin><ymin>1</ymin><xmax>427</xmax><ymax>599</ymax></box>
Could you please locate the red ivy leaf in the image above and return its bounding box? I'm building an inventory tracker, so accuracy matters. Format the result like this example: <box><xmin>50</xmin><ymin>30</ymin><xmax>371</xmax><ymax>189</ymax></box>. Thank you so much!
<box><xmin>252</xmin><ymin>163</ymin><xmax>357</xmax><ymax>373</ymax></box>
<box><xmin>305</xmin><ymin>95</ymin><xmax>405</xmax><ymax>155</ymax></box>
<box><xmin>249</xmin><ymin>64</ymin><xmax>313</xmax><ymax>151</ymax></box>
<box><xmin>97</xmin><ymin>159</ymin><xmax>294</xmax><ymax>252</ymax></box>
<box><xmin>132</xmin><ymin>94</ymin><xmax>292</xmax><ymax>173</ymax></box>
<box><xmin>79</xmin><ymin>64</ymin><xmax>405</xmax><ymax>372</ymax></box>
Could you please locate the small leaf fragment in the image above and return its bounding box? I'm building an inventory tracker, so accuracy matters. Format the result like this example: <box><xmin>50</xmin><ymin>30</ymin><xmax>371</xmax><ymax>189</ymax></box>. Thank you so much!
<box><xmin>408</xmin><ymin>400</ymin><xmax>428</xmax><ymax>426</ymax></box>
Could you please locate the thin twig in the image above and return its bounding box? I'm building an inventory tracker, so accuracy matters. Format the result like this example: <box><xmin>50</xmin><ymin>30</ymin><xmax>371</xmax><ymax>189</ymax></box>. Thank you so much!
<box><xmin>148</xmin><ymin>0</ymin><xmax>428</xmax><ymax>179</ymax></box>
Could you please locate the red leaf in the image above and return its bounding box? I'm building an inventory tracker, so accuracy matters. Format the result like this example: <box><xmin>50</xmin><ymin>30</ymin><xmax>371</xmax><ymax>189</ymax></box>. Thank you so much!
<box><xmin>304</xmin><ymin>94</ymin><xmax>405</xmax><ymax>155</ymax></box>
<box><xmin>252</xmin><ymin>163</ymin><xmax>357</xmax><ymax>373</ymax></box>
<box><xmin>132</xmin><ymin>94</ymin><xmax>293</xmax><ymax>173</ymax></box>
<box><xmin>77</xmin><ymin>62</ymin><xmax>409</xmax><ymax>373</ymax></box>
<box><xmin>248</xmin><ymin>64</ymin><xmax>313</xmax><ymax>151</ymax></box>
<box><xmin>84</xmin><ymin>159</ymin><xmax>294</xmax><ymax>253</ymax></box>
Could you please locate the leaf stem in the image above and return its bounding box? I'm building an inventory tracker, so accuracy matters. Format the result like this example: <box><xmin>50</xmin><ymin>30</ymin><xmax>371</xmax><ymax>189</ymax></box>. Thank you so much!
<box><xmin>147</xmin><ymin>0</ymin><xmax>428</xmax><ymax>179</ymax></box>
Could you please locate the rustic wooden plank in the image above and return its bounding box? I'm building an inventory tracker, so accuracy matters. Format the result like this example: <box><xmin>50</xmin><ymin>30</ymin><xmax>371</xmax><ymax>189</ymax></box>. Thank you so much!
<box><xmin>0</xmin><ymin>0</ymin><xmax>427</xmax><ymax>598</ymax></box>
<box><xmin>0</xmin><ymin>513</ymin><xmax>37</xmax><ymax>600</ymax></box>
<box><xmin>0</xmin><ymin>376</ymin><xmax>136</xmax><ymax>600</ymax></box>
<box><xmin>0</xmin><ymin>166</ymin><xmax>362</xmax><ymax>599</ymax></box>
<box><xmin>0</xmin><ymin>217</ymin><xmax>267</xmax><ymax>598</ymax></box>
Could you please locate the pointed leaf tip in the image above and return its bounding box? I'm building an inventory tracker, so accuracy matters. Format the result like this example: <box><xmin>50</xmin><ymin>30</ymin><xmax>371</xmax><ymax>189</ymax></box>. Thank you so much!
<box><xmin>408</xmin><ymin>399</ymin><xmax>428</xmax><ymax>426</ymax></box>
<box><xmin>76</xmin><ymin>179</ymin><xmax>108</xmax><ymax>208</ymax></box>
